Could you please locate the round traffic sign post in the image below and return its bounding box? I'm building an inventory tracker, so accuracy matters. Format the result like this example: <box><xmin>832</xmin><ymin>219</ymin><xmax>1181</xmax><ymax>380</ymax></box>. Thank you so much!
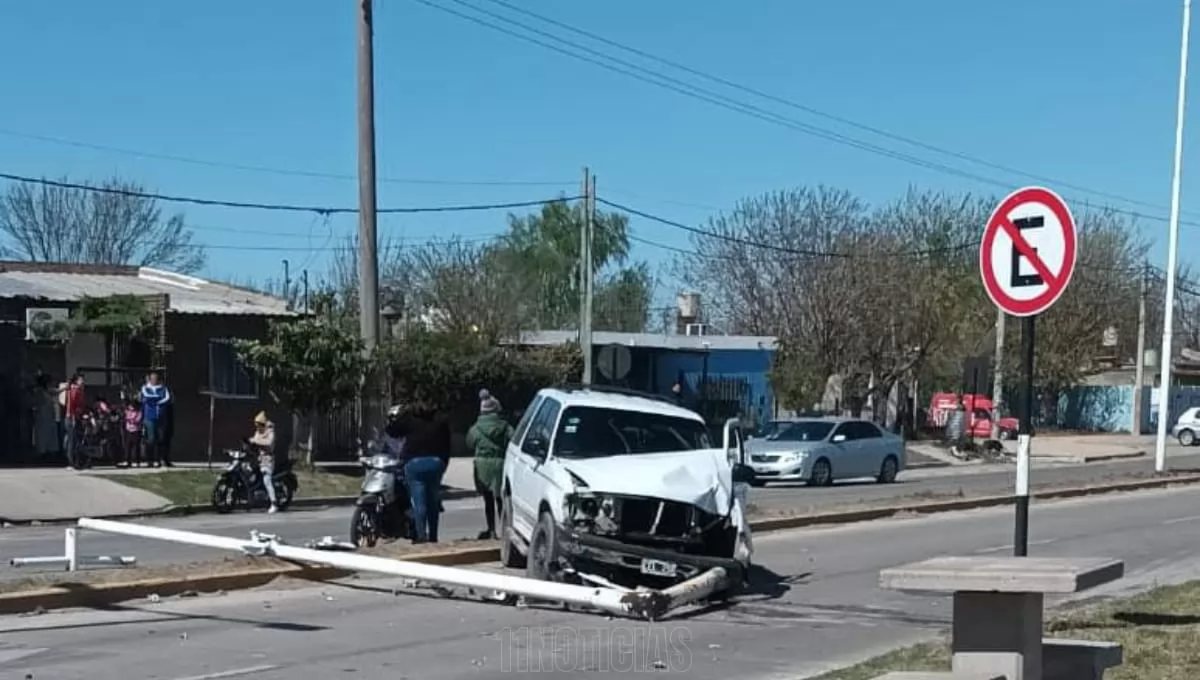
<box><xmin>979</xmin><ymin>186</ymin><xmax>1077</xmax><ymax>558</ymax></box>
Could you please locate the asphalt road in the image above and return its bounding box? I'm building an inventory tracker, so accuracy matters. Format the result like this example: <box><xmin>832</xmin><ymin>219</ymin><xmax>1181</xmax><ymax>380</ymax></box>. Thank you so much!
<box><xmin>4</xmin><ymin>485</ymin><xmax>1200</xmax><ymax>679</ymax></box>
<box><xmin>5</xmin><ymin>449</ymin><xmax>1200</xmax><ymax>580</ymax></box>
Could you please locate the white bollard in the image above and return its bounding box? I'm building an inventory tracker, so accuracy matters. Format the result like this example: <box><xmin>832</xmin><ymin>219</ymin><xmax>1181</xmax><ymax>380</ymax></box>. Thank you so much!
<box><xmin>65</xmin><ymin>527</ymin><xmax>77</xmax><ymax>572</ymax></box>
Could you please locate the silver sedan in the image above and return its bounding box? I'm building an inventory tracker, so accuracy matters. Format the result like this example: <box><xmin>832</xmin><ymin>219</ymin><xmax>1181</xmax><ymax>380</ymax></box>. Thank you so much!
<box><xmin>745</xmin><ymin>417</ymin><xmax>906</xmax><ymax>487</ymax></box>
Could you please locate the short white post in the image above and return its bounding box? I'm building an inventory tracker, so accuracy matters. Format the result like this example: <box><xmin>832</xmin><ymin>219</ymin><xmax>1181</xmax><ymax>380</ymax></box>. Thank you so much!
<box><xmin>64</xmin><ymin>527</ymin><xmax>78</xmax><ymax>572</ymax></box>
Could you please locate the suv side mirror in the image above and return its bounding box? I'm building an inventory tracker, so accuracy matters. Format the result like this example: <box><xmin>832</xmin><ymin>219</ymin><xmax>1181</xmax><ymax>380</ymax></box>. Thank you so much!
<box><xmin>732</xmin><ymin>463</ymin><xmax>755</xmax><ymax>484</ymax></box>
<box><xmin>523</xmin><ymin>436</ymin><xmax>548</xmax><ymax>459</ymax></box>
<box><xmin>832</xmin><ymin>434</ymin><xmax>847</xmax><ymax>443</ymax></box>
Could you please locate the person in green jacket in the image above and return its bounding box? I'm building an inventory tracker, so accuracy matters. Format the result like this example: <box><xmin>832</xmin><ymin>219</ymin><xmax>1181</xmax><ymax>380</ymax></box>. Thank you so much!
<box><xmin>465</xmin><ymin>389</ymin><xmax>513</xmax><ymax>540</ymax></box>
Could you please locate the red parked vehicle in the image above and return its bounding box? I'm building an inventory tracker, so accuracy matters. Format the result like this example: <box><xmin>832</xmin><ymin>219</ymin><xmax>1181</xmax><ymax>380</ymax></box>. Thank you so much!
<box><xmin>927</xmin><ymin>392</ymin><xmax>1019</xmax><ymax>440</ymax></box>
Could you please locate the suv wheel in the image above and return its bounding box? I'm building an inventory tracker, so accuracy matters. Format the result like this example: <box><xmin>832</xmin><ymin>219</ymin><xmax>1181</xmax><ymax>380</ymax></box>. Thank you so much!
<box><xmin>498</xmin><ymin>493</ymin><xmax>525</xmax><ymax>568</ymax></box>
<box><xmin>526</xmin><ymin>511</ymin><xmax>561</xmax><ymax>582</ymax></box>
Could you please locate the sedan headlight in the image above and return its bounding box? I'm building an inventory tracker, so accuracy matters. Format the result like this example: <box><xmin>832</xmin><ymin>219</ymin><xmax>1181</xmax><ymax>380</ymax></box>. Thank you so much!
<box><xmin>781</xmin><ymin>451</ymin><xmax>808</xmax><ymax>463</ymax></box>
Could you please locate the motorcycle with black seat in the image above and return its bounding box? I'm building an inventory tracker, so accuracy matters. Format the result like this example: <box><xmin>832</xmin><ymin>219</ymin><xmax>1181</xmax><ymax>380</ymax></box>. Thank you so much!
<box><xmin>350</xmin><ymin>438</ymin><xmax>412</xmax><ymax>547</ymax></box>
<box><xmin>211</xmin><ymin>440</ymin><xmax>298</xmax><ymax>513</ymax></box>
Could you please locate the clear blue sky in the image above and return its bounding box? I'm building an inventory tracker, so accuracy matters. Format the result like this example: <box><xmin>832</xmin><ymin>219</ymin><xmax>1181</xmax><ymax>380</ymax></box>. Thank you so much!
<box><xmin>0</xmin><ymin>0</ymin><xmax>1194</xmax><ymax>294</ymax></box>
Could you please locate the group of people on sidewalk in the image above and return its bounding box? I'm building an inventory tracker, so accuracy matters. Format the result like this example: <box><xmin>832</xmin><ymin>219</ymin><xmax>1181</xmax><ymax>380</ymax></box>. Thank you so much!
<box><xmin>381</xmin><ymin>388</ymin><xmax>514</xmax><ymax>545</ymax></box>
<box><xmin>30</xmin><ymin>370</ymin><xmax>175</xmax><ymax>469</ymax></box>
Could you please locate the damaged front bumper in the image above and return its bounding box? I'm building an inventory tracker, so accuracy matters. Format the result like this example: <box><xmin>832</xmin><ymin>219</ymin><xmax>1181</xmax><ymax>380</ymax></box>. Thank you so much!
<box><xmin>557</xmin><ymin>526</ymin><xmax>745</xmax><ymax>586</ymax></box>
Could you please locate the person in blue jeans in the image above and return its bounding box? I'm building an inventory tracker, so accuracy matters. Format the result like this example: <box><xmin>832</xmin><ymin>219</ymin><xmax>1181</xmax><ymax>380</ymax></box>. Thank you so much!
<box><xmin>139</xmin><ymin>372</ymin><xmax>172</xmax><ymax>467</ymax></box>
<box><xmin>394</xmin><ymin>404</ymin><xmax>450</xmax><ymax>543</ymax></box>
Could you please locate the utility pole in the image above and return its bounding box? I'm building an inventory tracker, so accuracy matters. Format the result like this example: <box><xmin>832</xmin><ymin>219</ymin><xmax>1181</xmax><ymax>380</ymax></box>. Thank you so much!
<box><xmin>1156</xmin><ymin>0</ymin><xmax>1192</xmax><ymax>473</ymax></box>
<box><xmin>579</xmin><ymin>167</ymin><xmax>595</xmax><ymax>385</ymax></box>
<box><xmin>991</xmin><ymin>308</ymin><xmax>1006</xmax><ymax>440</ymax></box>
<box><xmin>1133</xmin><ymin>263</ymin><xmax>1148</xmax><ymax>435</ymax></box>
<box><xmin>356</xmin><ymin>0</ymin><xmax>381</xmax><ymax>351</ymax></box>
<box><xmin>281</xmin><ymin>259</ymin><xmax>291</xmax><ymax>310</ymax></box>
<box><xmin>302</xmin><ymin>270</ymin><xmax>310</xmax><ymax>315</ymax></box>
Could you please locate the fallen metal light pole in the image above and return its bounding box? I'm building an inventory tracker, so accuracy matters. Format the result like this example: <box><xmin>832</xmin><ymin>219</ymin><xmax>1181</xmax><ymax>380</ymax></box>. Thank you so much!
<box><xmin>9</xmin><ymin>527</ymin><xmax>138</xmax><ymax>571</ymax></box>
<box><xmin>76</xmin><ymin>518</ymin><xmax>722</xmax><ymax>620</ymax></box>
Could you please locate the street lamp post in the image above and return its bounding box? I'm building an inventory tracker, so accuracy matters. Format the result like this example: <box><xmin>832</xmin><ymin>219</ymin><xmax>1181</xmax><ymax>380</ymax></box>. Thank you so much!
<box><xmin>1155</xmin><ymin>0</ymin><xmax>1193</xmax><ymax>473</ymax></box>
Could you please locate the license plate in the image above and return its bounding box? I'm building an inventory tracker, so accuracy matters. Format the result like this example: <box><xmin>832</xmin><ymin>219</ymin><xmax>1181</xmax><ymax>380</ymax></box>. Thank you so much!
<box><xmin>639</xmin><ymin>558</ymin><xmax>678</xmax><ymax>578</ymax></box>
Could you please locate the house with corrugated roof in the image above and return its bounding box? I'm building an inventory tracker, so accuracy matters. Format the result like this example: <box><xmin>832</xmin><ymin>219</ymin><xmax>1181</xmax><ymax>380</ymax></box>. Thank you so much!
<box><xmin>0</xmin><ymin>261</ymin><xmax>296</xmax><ymax>465</ymax></box>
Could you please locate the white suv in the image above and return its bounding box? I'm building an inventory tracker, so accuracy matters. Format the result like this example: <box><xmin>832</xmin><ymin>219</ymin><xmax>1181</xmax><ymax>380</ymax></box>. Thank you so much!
<box><xmin>499</xmin><ymin>385</ymin><xmax>753</xmax><ymax>589</ymax></box>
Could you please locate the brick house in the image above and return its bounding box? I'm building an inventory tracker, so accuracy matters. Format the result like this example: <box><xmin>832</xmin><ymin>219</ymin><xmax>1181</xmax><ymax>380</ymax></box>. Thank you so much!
<box><xmin>0</xmin><ymin>261</ymin><xmax>296</xmax><ymax>465</ymax></box>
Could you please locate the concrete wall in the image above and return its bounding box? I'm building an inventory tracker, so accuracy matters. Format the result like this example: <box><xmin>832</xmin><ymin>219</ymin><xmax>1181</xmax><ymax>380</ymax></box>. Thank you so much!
<box><xmin>1055</xmin><ymin>385</ymin><xmax>1135</xmax><ymax>433</ymax></box>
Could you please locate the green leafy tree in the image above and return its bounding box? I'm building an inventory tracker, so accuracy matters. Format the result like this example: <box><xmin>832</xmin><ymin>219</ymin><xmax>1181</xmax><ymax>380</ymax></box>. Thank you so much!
<box><xmin>501</xmin><ymin>198</ymin><xmax>654</xmax><ymax>331</ymax></box>
<box><xmin>235</xmin><ymin>318</ymin><xmax>373</xmax><ymax>465</ymax></box>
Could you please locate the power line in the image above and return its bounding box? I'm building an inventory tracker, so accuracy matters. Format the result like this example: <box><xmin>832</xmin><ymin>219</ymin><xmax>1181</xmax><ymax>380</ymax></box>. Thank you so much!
<box><xmin>0</xmin><ymin>128</ymin><xmax>572</xmax><ymax>188</ymax></box>
<box><xmin>423</xmin><ymin>0</ymin><xmax>1194</xmax><ymax>228</ymax></box>
<box><xmin>417</xmin><ymin>0</ymin><xmax>1010</xmax><ymax>189</ymax></box>
<box><xmin>599</xmin><ymin>197</ymin><xmax>976</xmax><ymax>258</ymax></box>
<box><xmin>0</xmin><ymin>171</ymin><xmax>579</xmax><ymax>214</ymax></box>
<box><xmin>476</xmin><ymin>0</ymin><xmax>1177</xmax><ymax>216</ymax></box>
<box><xmin>195</xmin><ymin>232</ymin><xmax>505</xmax><ymax>252</ymax></box>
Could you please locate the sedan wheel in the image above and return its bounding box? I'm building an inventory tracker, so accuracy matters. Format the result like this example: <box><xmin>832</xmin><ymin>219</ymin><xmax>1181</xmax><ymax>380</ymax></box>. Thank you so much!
<box><xmin>809</xmin><ymin>458</ymin><xmax>833</xmax><ymax>487</ymax></box>
<box><xmin>877</xmin><ymin>456</ymin><xmax>899</xmax><ymax>484</ymax></box>
<box><xmin>1180</xmin><ymin>429</ymin><xmax>1197</xmax><ymax>447</ymax></box>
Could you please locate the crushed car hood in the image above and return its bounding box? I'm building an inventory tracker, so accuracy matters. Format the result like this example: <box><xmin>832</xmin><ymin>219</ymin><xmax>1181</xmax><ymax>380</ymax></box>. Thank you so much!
<box><xmin>557</xmin><ymin>449</ymin><xmax>732</xmax><ymax>516</ymax></box>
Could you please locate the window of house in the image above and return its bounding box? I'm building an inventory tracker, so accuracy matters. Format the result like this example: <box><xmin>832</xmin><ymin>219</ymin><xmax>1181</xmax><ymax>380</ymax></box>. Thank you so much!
<box><xmin>207</xmin><ymin>339</ymin><xmax>259</xmax><ymax>398</ymax></box>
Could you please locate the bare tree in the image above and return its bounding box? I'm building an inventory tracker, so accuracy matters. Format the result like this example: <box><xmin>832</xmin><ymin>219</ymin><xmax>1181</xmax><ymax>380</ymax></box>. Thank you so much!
<box><xmin>0</xmin><ymin>176</ymin><xmax>205</xmax><ymax>273</ymax></box>
<box><xmin>398</xmin><ymin>237</ymin><xmax>533</xmax><ymax>341</ymax></box>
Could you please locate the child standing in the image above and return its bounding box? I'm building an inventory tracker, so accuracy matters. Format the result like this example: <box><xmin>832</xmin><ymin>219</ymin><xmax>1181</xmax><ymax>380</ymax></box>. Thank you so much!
<box><xmin>123</xmin><ymin>400</ymin><xmax>143</xmax><ymax>468</ymax></box>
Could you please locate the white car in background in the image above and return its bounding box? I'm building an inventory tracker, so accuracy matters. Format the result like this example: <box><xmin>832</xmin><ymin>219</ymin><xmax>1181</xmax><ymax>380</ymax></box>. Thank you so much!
<box><xmin>499</xmin><ymin>386</ymin><xmax>754</xmax><ymax>590</ymax></box>
<box><xmin>1173</xmin><ymin>407</ymin><xmax>1200</xmax><ymax>446</ymax></box>
<box><xmin>746</xmin><ymin>417</ymin><xmax>906</xmax><ymax>487</ymax></box>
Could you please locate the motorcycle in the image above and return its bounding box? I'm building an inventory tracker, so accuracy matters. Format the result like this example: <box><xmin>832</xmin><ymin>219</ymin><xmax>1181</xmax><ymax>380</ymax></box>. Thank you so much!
<box><xmin>211</xmin><ymin>441</ymin><xmax>297</xmax><ymax>513</ymax></box>
<box><xmin>350</xmin><ymin>439</ymin><xmax>412</xmax><ymax>548</ymax></box>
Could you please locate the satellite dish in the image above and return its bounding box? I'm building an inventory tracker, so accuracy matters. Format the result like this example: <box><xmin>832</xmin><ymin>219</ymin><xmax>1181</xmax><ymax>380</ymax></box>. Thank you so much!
<box><xmin>596</xmin><ymin>344</ymin><xmax>632</xmax><ymax>380</ymax></box>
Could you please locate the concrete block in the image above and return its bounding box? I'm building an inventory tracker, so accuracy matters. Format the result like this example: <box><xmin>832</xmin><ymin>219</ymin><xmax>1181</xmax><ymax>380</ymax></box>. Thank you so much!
<box><xmin>952</xmin><ymin>591</ymin><xmax>1042</xmax><ymax>680</ymax></box>
<box><xmin>1042</xmin><ymin>638</ymin><xmax>1122</xmax><ymax>680</ymax></box>
<box><xmin>880</xmin><ymin>557</ymin><xmax>1125</xmax><ymax>594</ymax></box>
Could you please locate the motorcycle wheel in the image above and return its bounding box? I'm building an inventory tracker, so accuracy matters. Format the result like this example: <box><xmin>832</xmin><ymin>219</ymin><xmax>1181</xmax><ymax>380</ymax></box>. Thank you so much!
<box><xmin>212</xmin><ymin>479</ymin><xmax>237</xmax><ymax>514</ymax></box>
<box><xmin>351</xmin><ymin>505</ymin><xmax>379</xmax><ymax>548</ymax></box>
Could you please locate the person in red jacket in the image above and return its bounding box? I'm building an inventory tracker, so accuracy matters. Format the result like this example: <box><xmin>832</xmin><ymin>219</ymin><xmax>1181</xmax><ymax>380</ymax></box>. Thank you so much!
<box><xmin>63</xmin><ymin>374</ymin><xmax>86</xmax><ymax>469</ymax></box>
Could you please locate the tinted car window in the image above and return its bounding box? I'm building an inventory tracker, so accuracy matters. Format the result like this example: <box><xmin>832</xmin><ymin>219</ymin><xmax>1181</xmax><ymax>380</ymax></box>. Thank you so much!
<box><xmin>511</xmin><ymin>395</ymin><xmax>542</xmax><ymax>445</ymax></box>
<box><xmin>521</xmin><ymin>397</ymin><xmax>561</xmax><ymax>455</ymax></box>
<box><xmin>553</xmin><ymin>407</ymin><xmax>711</xmax><ymax>458</ymax></box>
<box><xmin>849</xmin><ymin>421</ymin><xmax>882</xmax><ymax>439</ymax></box>
<box><xmin>765</xmin><ymin>421</ymin><xmax>835</xmax><ymax>442</ymax></box>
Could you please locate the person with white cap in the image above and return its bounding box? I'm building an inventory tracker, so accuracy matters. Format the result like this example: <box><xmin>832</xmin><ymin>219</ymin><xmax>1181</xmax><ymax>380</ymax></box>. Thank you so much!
<box><xmin>248</xmin><ymin>411</ymin><xmax>279</xmax><ymax>513</ymax></box>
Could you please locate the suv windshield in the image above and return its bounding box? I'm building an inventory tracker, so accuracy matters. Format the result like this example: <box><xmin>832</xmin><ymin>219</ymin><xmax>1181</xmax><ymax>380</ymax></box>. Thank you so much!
<box><xmin>761</xmin><ymin>420</ymin><xmax>834</xmax><ymax>442</ymax></box>
<box><xmin>552</xmin><ymin>406</ymin><xmax>711</xmax><ymax>458</ymax></box>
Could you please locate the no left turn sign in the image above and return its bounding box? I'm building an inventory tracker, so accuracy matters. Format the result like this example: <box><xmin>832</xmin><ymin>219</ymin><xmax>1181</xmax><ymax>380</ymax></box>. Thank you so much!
<box><xmin>979</xmin><ymin>186</ymin><xmax>1077</xmax><ymax>317</ymax></box>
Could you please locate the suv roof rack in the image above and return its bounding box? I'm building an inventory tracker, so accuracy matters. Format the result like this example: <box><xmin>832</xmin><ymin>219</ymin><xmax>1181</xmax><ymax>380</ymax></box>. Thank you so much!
<box><xmin>553</xmin><ymin>383</ymin><xmax>677</xmax><ymax>406</ymax></box>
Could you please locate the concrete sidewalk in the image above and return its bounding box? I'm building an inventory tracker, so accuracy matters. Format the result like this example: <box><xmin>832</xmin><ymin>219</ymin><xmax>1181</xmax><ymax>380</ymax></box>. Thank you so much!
<box><xmin>0</xmin><ymin>470</ymin><xmax>170</xmax><ymax>523</ymax></box>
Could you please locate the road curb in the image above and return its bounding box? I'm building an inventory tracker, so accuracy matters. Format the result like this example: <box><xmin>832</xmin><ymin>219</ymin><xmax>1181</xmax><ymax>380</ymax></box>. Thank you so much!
<box><xmin>0</xmin><ymin>544</ymin><xmax>502</xmax><ymax>616</ymax></box>
<box><xmin>748</xmin><ymin>472</ymin><xmax>1200</xmax><ymax>532</ymax></box>
<box><xmin>0</xmin><ymin>489</ymin><xmax>480</xmax><ymax>527</ymax></box>
<box><xmin>5</xmin><ymin>473</ymin><xmax>1200</xmax><ymax>615</ymax></box>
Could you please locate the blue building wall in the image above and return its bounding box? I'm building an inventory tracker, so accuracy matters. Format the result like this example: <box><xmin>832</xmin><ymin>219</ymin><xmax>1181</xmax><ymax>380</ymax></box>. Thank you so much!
<box><xmin>653</xmin><ymin>348</ymin><xmax>775</xmax><ymax>427</ymax></box>
<box><xmin>1055</xmin><ymin>385</ymin><xmax>1134</xmax><ymax>432</ymax></box>
<box><xmin>1056</xmin><ymin>384</ymin><xmax>1200</xmax><ymax>433</ymax></box>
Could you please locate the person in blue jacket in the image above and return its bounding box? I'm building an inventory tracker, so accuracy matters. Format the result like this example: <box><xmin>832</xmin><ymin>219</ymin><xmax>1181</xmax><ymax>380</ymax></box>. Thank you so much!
<box><xmin>140</xmin><ymin>372</ymin><xmax>172</xmax><ymax>467</ymax></box>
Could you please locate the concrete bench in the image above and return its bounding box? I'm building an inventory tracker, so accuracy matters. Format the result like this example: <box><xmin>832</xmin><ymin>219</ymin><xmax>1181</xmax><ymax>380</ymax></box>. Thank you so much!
<box><xmin>1042</xmin><ymin>639</ymin><xmax>1122</xmax><ymax>680</ymax></box>
<box><xmin>879</xmin><ymin>556</ymin><xmax>1125</xmax><ymax>680</ymax></box>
